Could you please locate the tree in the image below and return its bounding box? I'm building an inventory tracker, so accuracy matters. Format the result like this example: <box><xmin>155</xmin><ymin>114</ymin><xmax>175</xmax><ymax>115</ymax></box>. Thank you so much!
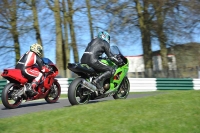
<box><xmin>150</xmin><ymin>0</ymin><xmax>169</xmax><ymax>77</ymax></box>
<box><xmin>134</xmin><ymin>0</ymin><xmax>153</xmax><ymax>77</ymax></box>
<box><xmin>67</xmin><ymin>0</ymin><xmax>79</xmax><ymax>63</ymax></box>
<box><xmin>61</xmin><ymin>0</ymin><xmax>71</xmax><ymax>77</ymax></box>
<box><xmin>85</xmin><ymin>0</ymin><xmax>94</xmax><ymax>40</ymax></box>
<box><xmin>23</xmin><ymin>0</ymin><xmax>44</xmax><ymax>57</ymax></box>
<box><xmin>46</xmin><ymin>0</ymin><xmax>64</xmax><ymax>75</ymax></box>
<box><xmin>0</xmin><ymin>0</ymin><xmax>20</xmax><ymax>65</ymax></box>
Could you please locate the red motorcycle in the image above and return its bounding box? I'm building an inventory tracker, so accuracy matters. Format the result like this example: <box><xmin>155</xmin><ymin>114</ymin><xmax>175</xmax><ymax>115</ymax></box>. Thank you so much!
<box><xmin>1</xmin><ymin>58</ymin><xmax>61</xmax><ymax>109</ymax></box>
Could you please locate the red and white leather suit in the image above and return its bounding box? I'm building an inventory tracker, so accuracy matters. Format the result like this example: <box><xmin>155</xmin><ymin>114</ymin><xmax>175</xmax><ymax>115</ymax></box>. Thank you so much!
<box><xmin>16</xmin><ymin>51</ymin><xmax>48</xmax><ymax>88</ymax></box>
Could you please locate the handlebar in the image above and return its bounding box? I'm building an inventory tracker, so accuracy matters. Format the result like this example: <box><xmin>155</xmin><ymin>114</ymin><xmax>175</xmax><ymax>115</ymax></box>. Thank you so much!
<box><xmin>99</xmin><ymin>54</ymin><xmax>125</xmax><ymax>67</ymax></box>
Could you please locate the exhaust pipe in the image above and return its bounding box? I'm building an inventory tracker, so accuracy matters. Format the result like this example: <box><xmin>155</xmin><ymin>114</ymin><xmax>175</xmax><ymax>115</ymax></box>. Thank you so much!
<box><xmin>14</xmin><ymin>85</ymin><xmax>26</xmax><ymax>100</ymax></box>
<box><xmin>82</xmin><ymin>80</ymin><xmax>97</xmax><ymax>92</ymax></box>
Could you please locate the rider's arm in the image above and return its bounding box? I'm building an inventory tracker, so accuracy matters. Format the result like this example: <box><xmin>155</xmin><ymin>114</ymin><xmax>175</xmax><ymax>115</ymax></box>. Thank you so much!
<box><xmin>36</xmin><ymin>56</ymin><xmax>44</xmax><ymax>71</ymax></box>
<box><xmin>104</xmin><ymin>42</ymin><xmax>119</xmax><ymax>64</ymax></box>
<box><xmin>36</xmin><ymin>57</ymin><xmax>50</xmax><ymax>73</ymax></box>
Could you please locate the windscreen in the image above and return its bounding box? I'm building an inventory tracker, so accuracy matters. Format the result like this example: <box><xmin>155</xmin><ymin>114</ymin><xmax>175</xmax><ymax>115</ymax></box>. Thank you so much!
<box><xmin>42</xmin><ymin>58</ymin><xmax>54</xmax><ymax>65</ymax></box>
<box><xmin>101</xmin><ymin>45</ymin><xmax>123</xmax><ymax>58</ymax></box>
<box><xmin>110</xmin><ymin>45</ymin><xmax>122</xmax><ymax>55</ymax></box>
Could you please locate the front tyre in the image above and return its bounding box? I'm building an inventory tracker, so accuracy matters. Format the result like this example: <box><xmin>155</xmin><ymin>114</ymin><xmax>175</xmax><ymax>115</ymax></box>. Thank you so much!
<box><xmin>113</xmin><ymin>76</ymin><xmax>130</xmax><ymax>99</ymax></box>
<box><xmin>45</xmin><ymin>80</ymin><xmax>61</xmax><ymax>103</ymax></box>
<box><xmin>1</xmin><ymin>83</ymin><xmax>23</xmax><ymax>109</ymax></box>
<box><xmin>68</xmin><ymin>77</ymin><xmax>90</xmax><ymax>105</ymax></box>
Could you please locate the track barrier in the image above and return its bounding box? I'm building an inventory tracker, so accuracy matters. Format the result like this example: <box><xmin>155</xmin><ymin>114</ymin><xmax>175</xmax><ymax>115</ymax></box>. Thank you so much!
<box><xmin>0</xmin><ymin>78</ymin><xmax>199</xmax><ymax>96</ymax></box>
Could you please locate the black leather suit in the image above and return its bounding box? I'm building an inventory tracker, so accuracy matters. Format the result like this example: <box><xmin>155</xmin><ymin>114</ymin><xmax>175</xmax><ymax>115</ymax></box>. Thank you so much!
<box><xmin>81</xmin><ymin>38</ymin><xmax>119</xmax><ymax>89</ymax></box>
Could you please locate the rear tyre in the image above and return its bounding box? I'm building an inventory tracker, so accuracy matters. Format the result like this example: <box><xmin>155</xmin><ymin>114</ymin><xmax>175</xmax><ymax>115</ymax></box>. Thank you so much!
<box><xmin>113</xmin><ymin>76</ymin><xmax>130</xmax><ymax>99</ymax></box>
<box><xmin>1</xmin><ymin>83</ymin><xmax>23</xmax><ymax>109</ymax></box>
<box><xmin>45</xmin><ymin>81</ymin><xmax>61</xmax><ymax>103</ymax></box>
<box><xmin>68</xmin><ymin>77</ymin><xmax>90</xmax><ymax>105</ymax></box>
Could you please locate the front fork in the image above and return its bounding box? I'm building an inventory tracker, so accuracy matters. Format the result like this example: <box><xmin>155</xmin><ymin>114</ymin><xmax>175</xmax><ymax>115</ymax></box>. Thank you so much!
<box><xmin>49</xmin><ymin>83</ymin><xmax>58</xmax><ymax>98</ymax></box>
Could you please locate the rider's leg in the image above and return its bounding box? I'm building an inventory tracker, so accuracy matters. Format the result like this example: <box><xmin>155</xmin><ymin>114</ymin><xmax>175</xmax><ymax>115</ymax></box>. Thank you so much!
<box><xmin>90</xmin><ymin>61</ymin><xmax>115</xmax><ymax>92</ymax></box>
<box><xmin>93</xmin><ymin>71</ymin><xmax>111</xmax><ymax>89</ymax></box>
<box><xmin>25</xmin><ymin>68</ymin><xmax>43</xmax><ymax>96</ymax></box>
<box><xmin>28</xmin><ymin>79</ymin><xmax>39</xmax><ymax>96</ymax></box>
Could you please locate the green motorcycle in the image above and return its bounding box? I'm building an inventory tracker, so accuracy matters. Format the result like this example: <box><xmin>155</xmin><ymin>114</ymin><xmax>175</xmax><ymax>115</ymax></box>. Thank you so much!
<box><xmin>67</xmin><ymin>45</ymin><xmax>130</xmax><ymax>105</ymax></box>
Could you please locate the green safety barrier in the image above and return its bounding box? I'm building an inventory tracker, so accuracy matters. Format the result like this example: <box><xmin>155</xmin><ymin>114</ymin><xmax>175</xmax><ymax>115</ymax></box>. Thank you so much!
<box><xmin>68</xmin><ymin>78</ymin><xmax>75</xmax><ymax>85</ymax></box>
<box><xmin>0</xmin><ymin>79</ymin><xmax>7</xmax><ymax>97</ymax></box>
<box><xmin>156</xmin><ymin>78</ymin><xmax>193</xmax><ymax>90</ymax></box>
<box><xmin>67</xmin><ymin>78</ymin><xmax>195</xmax><ymax>90</ymax></box>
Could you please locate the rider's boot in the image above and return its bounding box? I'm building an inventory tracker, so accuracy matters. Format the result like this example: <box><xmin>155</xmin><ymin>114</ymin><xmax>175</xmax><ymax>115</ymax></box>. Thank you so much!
<box><xmin>92</xmin><ymin>71</ymin><xmax>111</xmax><ymax>94</ymax></box>
<box><xmin>27</xmin><ymin>81</ymin><xmax>39</xmax><ymax>96</ymax></box>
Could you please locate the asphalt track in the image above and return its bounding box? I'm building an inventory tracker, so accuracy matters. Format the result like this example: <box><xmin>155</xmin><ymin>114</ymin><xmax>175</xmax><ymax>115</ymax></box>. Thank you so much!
<box><xmin>0</xmin><ymin>92</ymin><xmax>165</xmax><ymax>119</ymax></box>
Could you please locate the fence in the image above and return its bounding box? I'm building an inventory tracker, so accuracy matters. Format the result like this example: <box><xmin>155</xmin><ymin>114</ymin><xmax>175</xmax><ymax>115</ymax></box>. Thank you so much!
<box><xmin>0</xmin><ymin>78</ymin><xmax>199</xmax><ymax>96</ymax></box>
<box><xmin>0</xmin><ymin>79</ymin><xmax>7</xmax><ymax>97</ymax></box>
<box><xmin>128</xmin><ymin>78</ymin><xmax>200</xmax><ymax>92</ymax></box>
<box><xmin>59</xmin><ymin>78</ymin><xmax>200</xmax><ymax>94</ymax></box>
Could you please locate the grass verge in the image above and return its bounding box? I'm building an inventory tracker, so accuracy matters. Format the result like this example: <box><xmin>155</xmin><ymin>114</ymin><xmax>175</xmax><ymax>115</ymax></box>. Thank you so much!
<box><xmin>0</xmin><ymin>90</ymin><xmax>200</xmax><ymax>133</ymax></box>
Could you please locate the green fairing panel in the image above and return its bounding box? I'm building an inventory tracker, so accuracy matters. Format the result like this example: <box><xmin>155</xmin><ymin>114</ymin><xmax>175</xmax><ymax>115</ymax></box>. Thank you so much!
<box><xmin>100</xmin><ymin>59</ymin><xmax>129</xmax><ymax>91</ymax></box>
<box><xmin>100</xmin><ymin>59</ymin><xmax>115</xmax><ymax>66</ymax></box>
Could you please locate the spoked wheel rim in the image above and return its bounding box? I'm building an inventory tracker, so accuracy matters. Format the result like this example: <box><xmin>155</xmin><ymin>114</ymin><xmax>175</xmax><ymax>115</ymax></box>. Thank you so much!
<box><xmin>75</xmin><ymin>82</ymin><xmax>90</xmax><ymax>104</ymax></box>
<box><xmin>3</xmin><ymin>84</ymin><xmax>23</xmax><ymax>109</ymax></box>
<box><xmin>116</xmin><ymin>78</ymin><xmax>129</xmax><ymax>98</ymax></box>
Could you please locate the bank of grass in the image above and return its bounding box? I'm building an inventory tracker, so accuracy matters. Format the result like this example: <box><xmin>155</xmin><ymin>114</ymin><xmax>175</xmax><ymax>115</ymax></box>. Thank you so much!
<box><xmin>0</xmin><ymin>90</ymin><xmax>200</xmax><ymax>133</ymax></box>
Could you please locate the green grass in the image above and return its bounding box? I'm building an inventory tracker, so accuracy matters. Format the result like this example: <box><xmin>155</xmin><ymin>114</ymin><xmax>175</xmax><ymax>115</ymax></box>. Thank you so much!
<box><xmin>60</xmin><ymin>94</ymin><xmax>67</xmax><ymax>98</ymax></box>
<box><xmin>0</xmin><ymin>90</ymin><xmax>200</xmax><ymax>133</ymax></box>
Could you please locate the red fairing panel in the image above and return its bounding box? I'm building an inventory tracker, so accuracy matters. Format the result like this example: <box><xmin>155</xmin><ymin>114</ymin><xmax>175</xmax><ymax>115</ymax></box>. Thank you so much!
<box><xmin>1</xmin><ymin>69</ymin><xmax>28</xmax><ymax>84</ymax></box>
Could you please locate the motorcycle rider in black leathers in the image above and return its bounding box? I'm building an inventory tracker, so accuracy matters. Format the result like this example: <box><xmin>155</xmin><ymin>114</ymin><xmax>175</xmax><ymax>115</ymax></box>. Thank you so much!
<box><xmin>81</xmin><ymin>31</ymin><xmax>122</xmax><ymax>93</ymax></box>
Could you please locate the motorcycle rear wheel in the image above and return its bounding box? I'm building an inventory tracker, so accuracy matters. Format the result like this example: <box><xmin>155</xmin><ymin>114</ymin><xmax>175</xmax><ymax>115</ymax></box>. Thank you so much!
<box><xmin>1</xmin><ymin>83</ymin><xmax>23</xmax><ymax>109</ymax></box>
<box><xmin>113</xmin><ymin>76</ymin><xmax>130</xmax><ymax>99</ymax></box>
<box><xmin>45</xmin><ymin>81</ymin><xmax>61</xmax><ymax>103</ymax></box>
<box><xmin>68</xmin><ymin>77</ymin><xmax>90</xmax><ymax>105</ymax></box>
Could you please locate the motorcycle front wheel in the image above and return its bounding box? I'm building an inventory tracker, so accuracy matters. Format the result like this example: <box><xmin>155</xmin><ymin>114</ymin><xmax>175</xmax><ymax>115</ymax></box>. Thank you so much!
<box><xmin>1</xmin><ymin>83</ymin><xmax>23</xmax><ymax>109</ymax></box>
<box><xmin>68</xmin><ymin>77</ymin><xmax>90</xmax><ymax>105</ymax></box>
<box><xmin>113</xmin><ymin>76</ymin><xmax>130</xmax><ymax>99</ymax></box>
<box><xmin>45</xmin><ymin>80</ymin><xmax>61</xmax><ymax>103</ymax></box>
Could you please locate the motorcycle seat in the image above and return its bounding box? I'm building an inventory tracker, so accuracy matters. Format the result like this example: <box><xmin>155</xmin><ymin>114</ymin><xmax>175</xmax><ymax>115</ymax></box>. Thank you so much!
<box><xmin>68</xmin><ymin>63</ymin><xmax>97</xmax><ymax>76</ymax></box>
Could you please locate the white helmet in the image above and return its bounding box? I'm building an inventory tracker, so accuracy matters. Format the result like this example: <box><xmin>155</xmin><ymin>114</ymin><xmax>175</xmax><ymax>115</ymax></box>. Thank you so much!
<box><xmin>30</xmin><ymin>43</ymin><xmax>43</xmax><ymax>57</ymax></box>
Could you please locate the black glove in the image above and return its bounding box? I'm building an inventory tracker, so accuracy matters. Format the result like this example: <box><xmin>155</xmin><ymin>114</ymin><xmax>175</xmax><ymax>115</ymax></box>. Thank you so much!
<box><xmin>110</xmin><ymin>55</ymin><xmax>123</xmax><ymax>66</ymax></box>
<box><xmin>116</xmin><ymin>55</ymin><xmax>124</xmax><ymax>66</ymax></box>
<box><xmin>117</xmin><ymin>59</ymin><xmax>124</xmax><ymax>66</ymax></box>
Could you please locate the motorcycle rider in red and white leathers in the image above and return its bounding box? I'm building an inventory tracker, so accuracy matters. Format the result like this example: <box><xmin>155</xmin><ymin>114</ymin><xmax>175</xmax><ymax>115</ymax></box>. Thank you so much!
<box><xmin>15</xmin><ymin>43</ymin><xmax>49</xmax><ymax>96</ymax></box>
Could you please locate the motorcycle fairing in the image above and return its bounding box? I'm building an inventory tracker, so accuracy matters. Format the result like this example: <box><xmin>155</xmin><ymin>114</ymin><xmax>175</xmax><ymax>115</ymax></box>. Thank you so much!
<box><xmin>43</xmin><ymin>76</ymin><xmax>56</xmax><ymax>89</ymax></box>
<box><xmin>100</xmin><ymin>59</ymin><xmax>115</xmax><ymax>66</ymax></box>
<box><xmin>1</xmin><ymin>69</ymin><xmax>28</xmax><ymax>84</ymax></box>
<box><xmin>68</xmin><ymin>63</ymin><xmax>97</xmax><ymax>76</ymax></box>
<box><xmin>100</xmin><ymin>57</ymin><xmax>129</xmax><ymax>92</ymax></box>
